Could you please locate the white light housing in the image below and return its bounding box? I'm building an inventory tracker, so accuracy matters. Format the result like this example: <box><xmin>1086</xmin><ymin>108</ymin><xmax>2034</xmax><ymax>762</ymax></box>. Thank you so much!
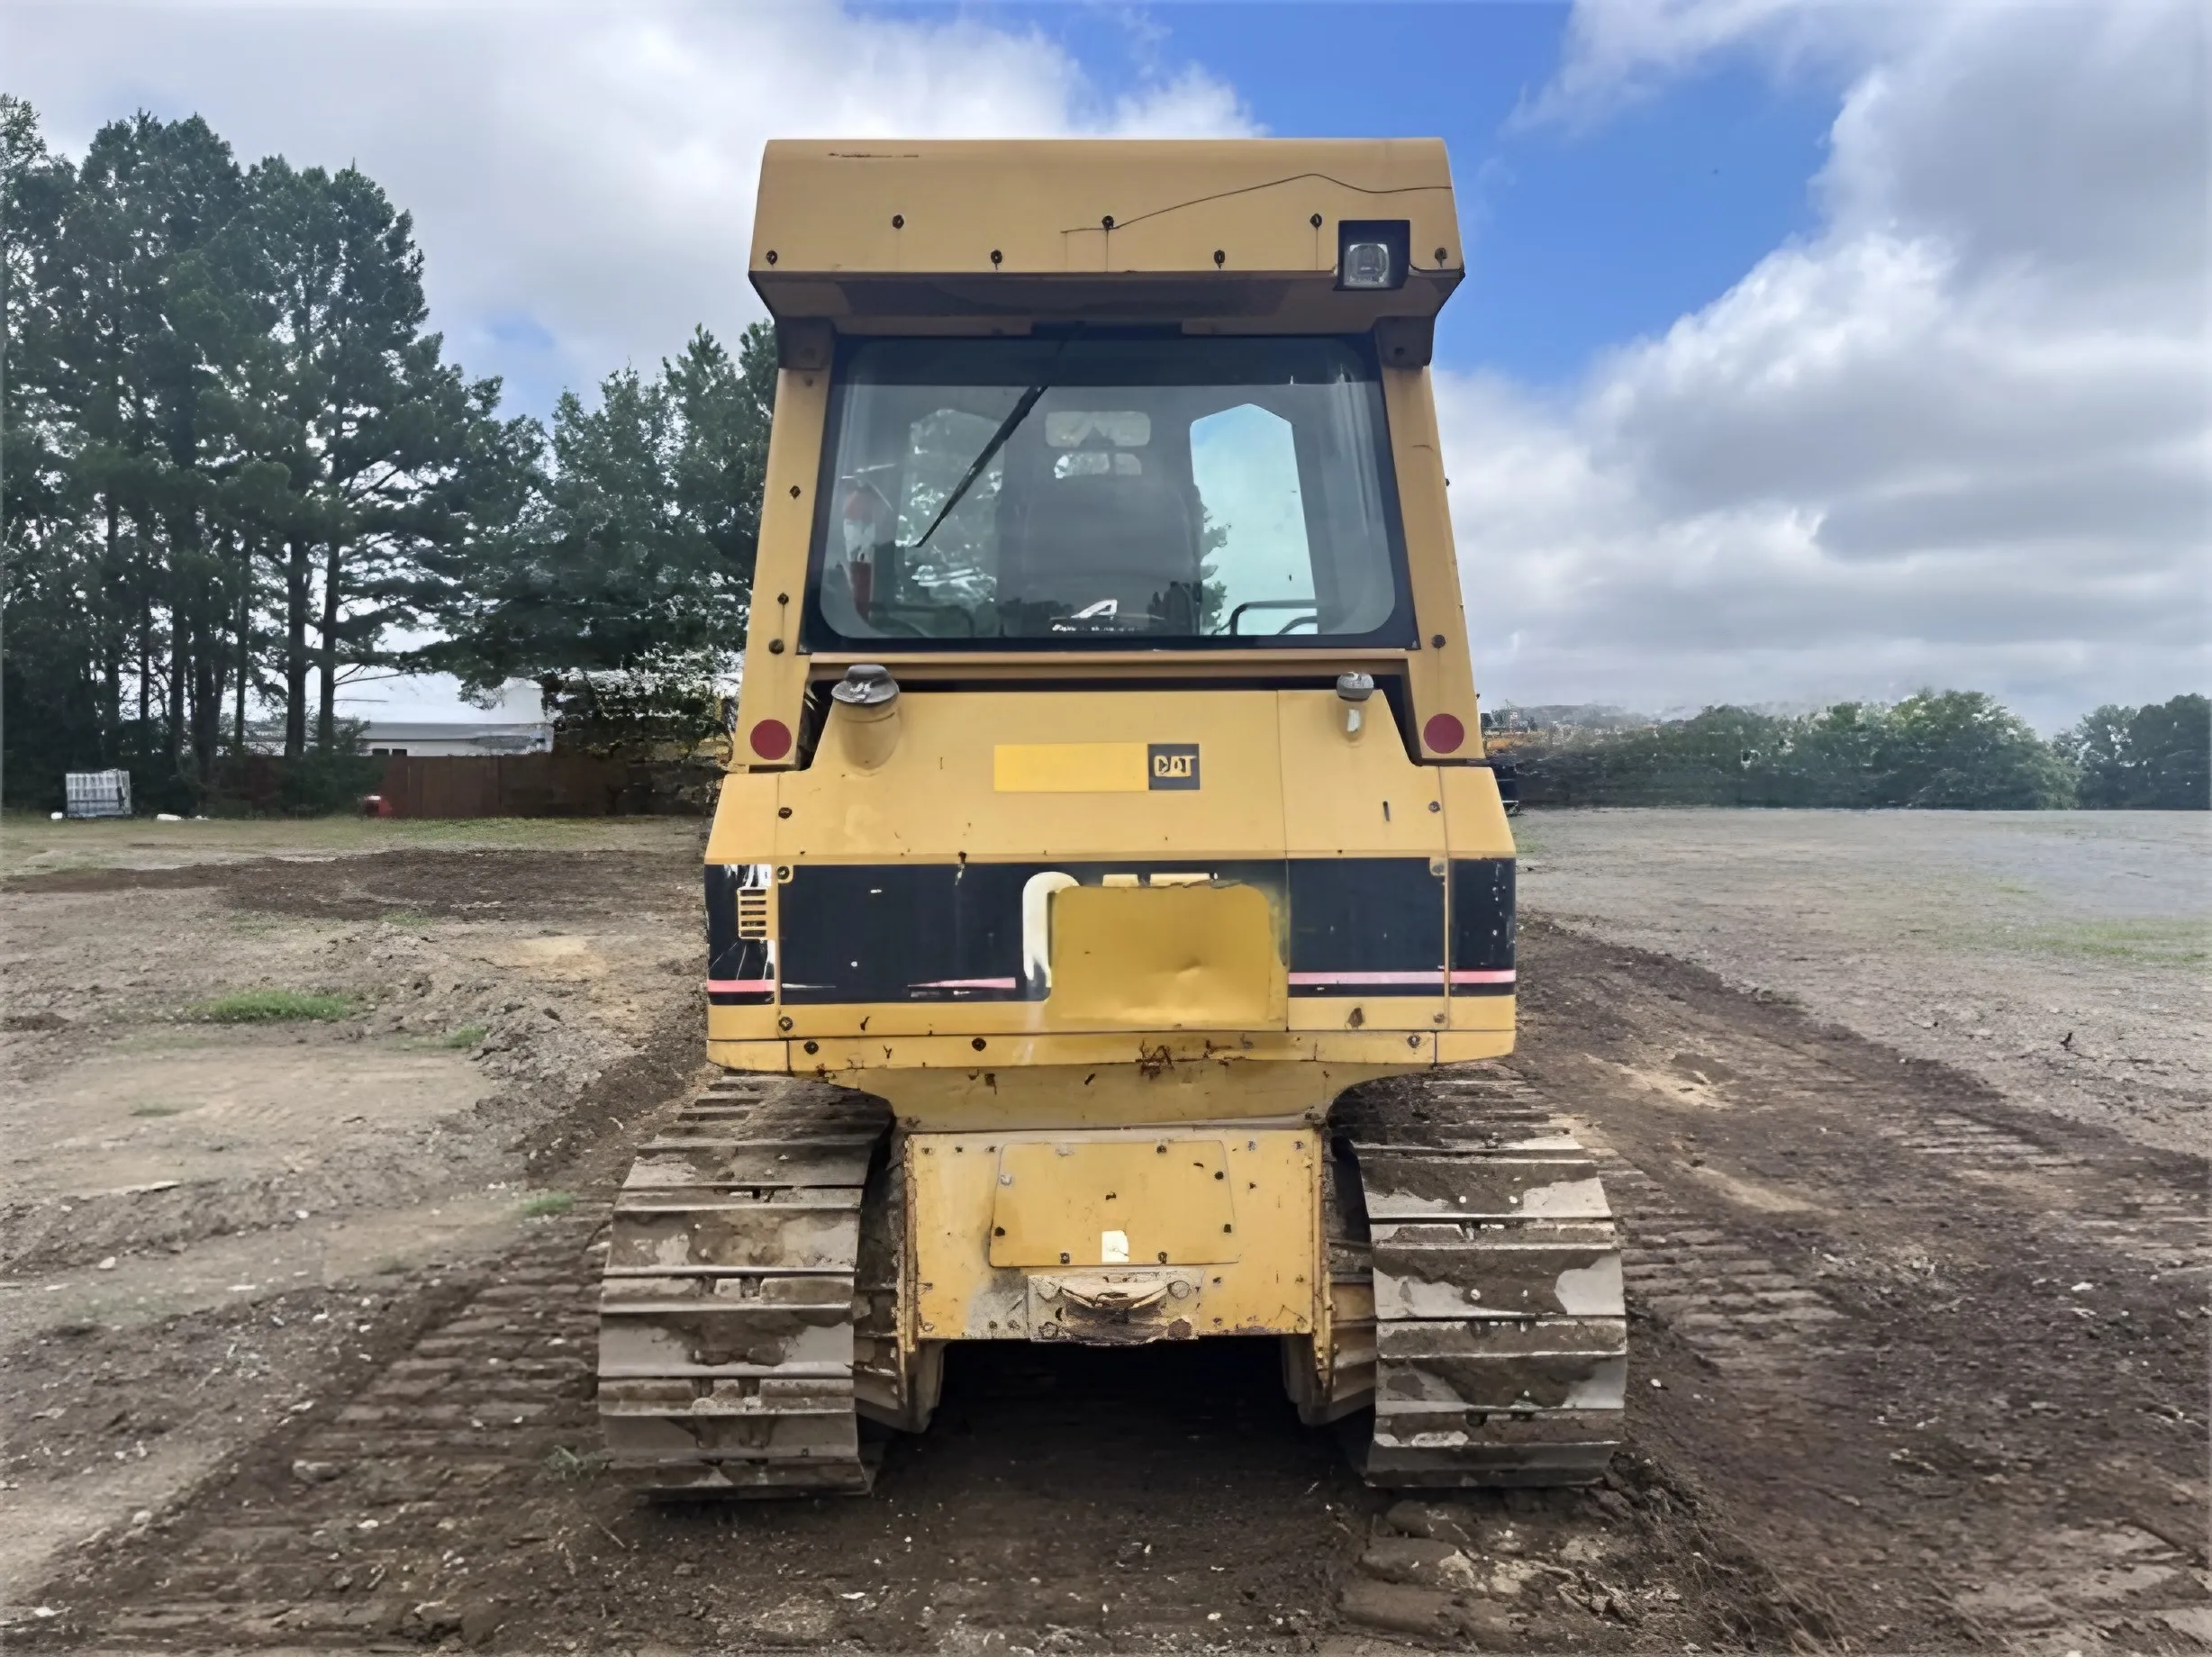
<box><xmin>1341</xmin><ymin>240</ymin><xmax>1393</xmax><ymax>289</ymax></box>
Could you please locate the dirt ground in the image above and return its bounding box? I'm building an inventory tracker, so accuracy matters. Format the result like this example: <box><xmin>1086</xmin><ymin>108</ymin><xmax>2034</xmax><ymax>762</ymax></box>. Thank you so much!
<box><xmin>1517</xmin><ymin>809</ymin><xmax>2209</xmax><ymax>1157</ymax></box>
<box><xmin>2</xmin><ymin>810</ymin><xmax>2205</xmax><ymax>1653</ymax></box>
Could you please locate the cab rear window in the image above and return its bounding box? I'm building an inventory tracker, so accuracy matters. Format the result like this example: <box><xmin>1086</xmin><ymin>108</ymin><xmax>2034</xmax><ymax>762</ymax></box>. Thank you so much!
<box><xmin>804</xmin><ymin>334</ymin><xmax>1414</xmax><ymax>649</ymax></box>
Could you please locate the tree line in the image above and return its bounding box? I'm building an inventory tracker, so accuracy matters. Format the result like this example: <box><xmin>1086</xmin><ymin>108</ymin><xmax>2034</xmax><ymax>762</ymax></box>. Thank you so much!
<box><xmin>7</xmin><ymin>102</ymin><xmax>2200</xmax><ymax>818</ymax></box>
<box><xmin>1494</xmin><ymin>691</ymin><xmax>2209</xmax><ymax>810</ymax></box>
<box><xmin>2</xmin><ymin>98</ymin><xmax>770</xmax><ymax>812</ymax></box>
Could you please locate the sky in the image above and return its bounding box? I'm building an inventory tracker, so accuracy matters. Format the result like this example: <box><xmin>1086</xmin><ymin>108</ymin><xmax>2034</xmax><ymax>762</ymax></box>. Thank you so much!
<box><xmin>7</xmin><ymin>0</ymin><xmax>2207</xmax><ymax>729</ymax></box>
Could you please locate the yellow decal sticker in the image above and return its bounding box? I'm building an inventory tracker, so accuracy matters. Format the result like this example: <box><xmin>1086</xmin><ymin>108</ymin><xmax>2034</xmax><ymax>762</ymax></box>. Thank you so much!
<box><xmin>993</xmin><ymin>742</ymin><xmax>1148</xmax><ymax>792</ymax></box>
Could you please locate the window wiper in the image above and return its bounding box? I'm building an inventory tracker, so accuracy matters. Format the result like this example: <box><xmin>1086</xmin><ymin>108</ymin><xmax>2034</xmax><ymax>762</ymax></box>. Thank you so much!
<box><xmin>910</xmin><ymin>383</ymin><xmax>1047</xmax><ymax>551</ymax></box>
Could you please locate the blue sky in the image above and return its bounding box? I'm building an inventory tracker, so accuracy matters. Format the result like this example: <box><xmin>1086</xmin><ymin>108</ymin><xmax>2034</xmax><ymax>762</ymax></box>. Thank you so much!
<box><xmin>10</xmin><ymin>1</ymin><xmax>2204</xmax><ymax>726</ymax></box>
<box><xmin>460</xmin><ymin>0</ymin><xmax>1849</xmax><ymax>416</ymax></box>
<box><xmin>867</xmin><ymin>2</ymin><xmax>1840</xmax><ymax>394</ymax></box>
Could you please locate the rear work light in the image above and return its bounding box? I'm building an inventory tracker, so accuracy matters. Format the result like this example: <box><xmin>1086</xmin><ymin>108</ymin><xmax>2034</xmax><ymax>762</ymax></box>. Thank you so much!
<box><xmin>1337</xmin><ymin>219</ymin><xmax>1410</xmax><ymax>291</ymax></box>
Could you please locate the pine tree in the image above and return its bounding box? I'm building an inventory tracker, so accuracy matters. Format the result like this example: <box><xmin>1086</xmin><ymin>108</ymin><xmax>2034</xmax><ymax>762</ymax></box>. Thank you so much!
<box><xmin>248</xmin><ymin>157</ymin><xmax>491</xmax><ymax>755</ymax></box>
<box><xmin>413</xmin><ymin>322</ymin><xmax>775</xmax><ymax>696</ymax></box>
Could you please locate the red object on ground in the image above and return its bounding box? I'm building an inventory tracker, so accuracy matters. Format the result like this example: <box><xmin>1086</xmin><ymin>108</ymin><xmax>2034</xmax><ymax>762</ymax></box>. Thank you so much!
<box><xmin>360</xmin><ymin>793</ymin><xmax>394</xmax><ymax>818</ymax></box>
<box><xmin>1422</xmin><ymin>713</ymin><xmax>1465</xmax><ymax>754</ymax></box>
<box><xmin>749</xmin><ymin>719</ymin><xmax>793</xmax><ymax>760</ymax></box>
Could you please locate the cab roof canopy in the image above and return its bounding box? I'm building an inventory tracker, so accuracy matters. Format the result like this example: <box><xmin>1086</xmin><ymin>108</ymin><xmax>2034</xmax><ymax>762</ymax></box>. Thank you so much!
<box><xmin>750</xmin><ymin>139</ymin><xmax>1462</xmax><ymax>368</ymax></box>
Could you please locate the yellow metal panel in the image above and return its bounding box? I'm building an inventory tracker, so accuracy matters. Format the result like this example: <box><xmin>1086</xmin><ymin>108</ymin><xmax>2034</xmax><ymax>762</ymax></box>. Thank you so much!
<box><xmin>1047</xmin><ymin>883</ymin><xmax>1285</xmax><ymax>1030</ymax></box>
<box><xmin>1287</xmin><ymin>994</ymin><xmax>1447</xmax><ymax>1036</ymax></box>
<box><xmin>1438</xmin><ymin>1028</ymin><xmax>1514</xmax><ymax>1063</ymax></box>
<box><xmin>989</xmin><ymin>1139</ymin><xmax>1237</xmax><ymax>1266</ymax></box>
<box><xmin>774</xmin><ymin>690</ymin><xmax>1285</xmax><ymax>863</ymax></box>
<box><xmin>993</xmin><ymin>742</ymin><xmax>1149</xmax><ymax>793</ymax></box>
<box><xmin>844</xmin><ymin>1060</ymin><xmax>1409</xmax><ymax>1133</ymax></box>
<box><xmin>707</xmin><ymin>1002</ymin><xmax>786</xmax><ymax>1044</ymax></box>
<box><xmin>703</xmin><ymin>769</ymin><xmax>781</xmax><ymax>866</ymax></box>
<box><xmin>1439</xmin><ymin>764</ymin><xmax>1516</xmax><ymax>858</ymax></box>
<box><xmin>752</xmin><ymin>139</ymin><xmax>1458</xmax><ymax>282</ymax></box>
<box><xmin>775</xmin><ymin>998</ymin><xmax>1446</xmax><ymax>1044</ymax></box>
<box><xmin>731</xmin><ymin>367</ymin><xmax>830</xmax><ymax>768</ymax></box>
<box><xmin>1382</xmin><ymin>367</ymin><xmax>1482</xmax><ymax>761</ymax></box>
<box><xmin>781</xmin><ymin>1029</ymin><xmax>1437</xmax><ymax>1082</ymax></box>
<box><xmin>908</xmin><ymin>1126</ymin><xmax>1319</xmax><ymax>1341</ymax></box>
<box><xmin>1275</xmin><ymin>692</ymin><xmax>1446</xmax><ymax>856</ymax></box>
<box><xmin>1445</xmin><ymin>996</ymin><xmax>1515</xmax><ymax>1037</ymax></box>
<box><xmin>704</xmin><ymin>1038</ymin><xmax>791</xmax><ymax>1072</ymax></box>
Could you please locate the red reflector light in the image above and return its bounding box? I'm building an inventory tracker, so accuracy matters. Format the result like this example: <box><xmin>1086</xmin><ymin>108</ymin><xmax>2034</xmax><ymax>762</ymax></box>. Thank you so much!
<box><xmin>1423</xmin><ymin>713</ymin><xmax>1465</xmax><ymax>754</ymax></box>
<box><xmin>748</xmin><ymin>719</ymin><xmax>793</xmax><ymax>760</ymax></box>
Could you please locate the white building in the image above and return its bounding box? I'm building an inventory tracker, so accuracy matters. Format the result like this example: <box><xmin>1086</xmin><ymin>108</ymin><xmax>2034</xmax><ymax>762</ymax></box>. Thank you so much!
<box><xmin>360</xmin><ymin>720</ymin><xmax>553</xmax><ymax>757</ymax></box>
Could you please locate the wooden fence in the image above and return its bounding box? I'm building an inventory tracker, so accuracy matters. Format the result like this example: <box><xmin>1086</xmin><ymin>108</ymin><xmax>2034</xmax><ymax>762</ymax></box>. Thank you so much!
<box><xmin>374</xmin><ymin>754</ymin><xmax>711</xmax><ymax>818</ymax></box>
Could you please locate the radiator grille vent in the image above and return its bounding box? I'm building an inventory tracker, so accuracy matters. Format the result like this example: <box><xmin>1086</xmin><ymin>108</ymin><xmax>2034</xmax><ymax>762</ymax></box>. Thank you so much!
<box><xmin>737</xmin><ymin>888</ymin><xmax>770</xmax><ymax>940</ymax></box>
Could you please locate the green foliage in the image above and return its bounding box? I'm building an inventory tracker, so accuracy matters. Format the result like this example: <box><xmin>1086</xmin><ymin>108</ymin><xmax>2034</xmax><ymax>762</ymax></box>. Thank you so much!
<box><xmin>538</xmin><ymin>647</ymin><xmax>732</xmax><ymax>764</ymax></box>
<box><xmin>274</xmin><ymin>720</ymin><xmax>382</xmax><ymax>814</ymax></box>
<box><xmin>1511</xmin><ymin>690</ymin><xmax>2081</xmax><ymax>810</ymax></box>
<box><xmin>2015</xmin><ymin>919</ymin><xmax>2210</xmax><ymax>967</ymax></box>
<box><xmin>2058</xmin><ymin>694</ymin><xmax>2209</xmax><ymax>810</ymax></box>
<box><xmin>518</xmin><ymin>1191</ymin><xmax>576</xmax><ymax>1218</ymax></box>
<box><xmin>1</xmin><ymin>98</ymin><xmax>533</xmax><ymax>812</ymax></box>
<box><xmin>412</xmin><ymin>323</ymin><xmax>775</xmax><ymax>693</ymax></box>
<box><xmin>189</xmin><ymin>988</ymin><xmax>358</xmax><ymax>1022</ymax></box>
<box><xmin>442</xmin><ymin>1023</ymin><xmax>489</xmax><ymax>1049</ymax></box>
<box><xmin>1874</xmin><ymin>691</ymin><xmax>2075</xmax><ymax>809</ymax></box>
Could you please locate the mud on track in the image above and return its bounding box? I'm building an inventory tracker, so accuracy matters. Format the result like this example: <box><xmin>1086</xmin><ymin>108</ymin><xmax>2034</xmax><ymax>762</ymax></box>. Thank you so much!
<box><xmin>12</xmin><ymin>907</ymin><xmax>2205</xmax><ymax>1653</ymax></box>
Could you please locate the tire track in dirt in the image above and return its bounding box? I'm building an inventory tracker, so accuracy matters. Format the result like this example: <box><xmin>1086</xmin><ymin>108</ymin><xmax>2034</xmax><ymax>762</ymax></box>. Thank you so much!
<box><xmin>1524</xmin><ymin>919</ymin><xmax>2211</xmax><ymax>1653</ymax></box>
<box><xmin>80</xmin><ymin>1217</ymin><xmax>605</xmax><ymax>1648</ymax></box>
<box><xmin>14</xmin><ymin>918</ymin><xmax>2207</xmax><ymax>1652</ymax></box>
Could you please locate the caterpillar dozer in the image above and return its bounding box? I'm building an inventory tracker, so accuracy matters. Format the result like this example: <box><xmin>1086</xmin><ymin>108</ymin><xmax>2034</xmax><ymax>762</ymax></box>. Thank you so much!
<box><xmin>597</xmin><ymin>138</ymin><xmax>1625</xmax><ymax>1495</ymax></box>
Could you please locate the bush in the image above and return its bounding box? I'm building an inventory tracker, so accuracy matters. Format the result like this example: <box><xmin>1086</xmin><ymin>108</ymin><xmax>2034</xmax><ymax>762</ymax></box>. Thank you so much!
<box><xmin>538</xmin><ymin>648</ymin><xmax>734</xmax><ymax>765</ymax></box>
<box><xmin>2060</xmin><ymin>694</ymin><xmax>2210</xmax><ymax>810</ymax></box>
<box><xmin>1509</xmin><ymin>689</ymin><xmax>2080</xmax><ymax>810</ymax></box>
<box><xmin>1872</xmin><ymin>691</ymin><xmax>2076</xmax><ymax>809</ymax></box>
<box><xmin>276</xmin><ymin>730</ymin><xmax>383</xmax><ymax>816</ymax></box>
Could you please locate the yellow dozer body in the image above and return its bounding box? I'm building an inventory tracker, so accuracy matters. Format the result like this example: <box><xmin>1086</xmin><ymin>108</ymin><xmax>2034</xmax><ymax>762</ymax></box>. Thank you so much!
<box><xmin>597</xmin><ymin>139</ymin><xmax>1625</xmax><ymax>1494</ymax></box>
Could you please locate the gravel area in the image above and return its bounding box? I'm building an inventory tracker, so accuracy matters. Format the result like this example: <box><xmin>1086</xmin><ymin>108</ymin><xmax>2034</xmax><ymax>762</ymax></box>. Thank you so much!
<box><xmin>1517</xmin><ymin>809</ymin><xmax>2209</xmax><ymax>1156</ymax></box>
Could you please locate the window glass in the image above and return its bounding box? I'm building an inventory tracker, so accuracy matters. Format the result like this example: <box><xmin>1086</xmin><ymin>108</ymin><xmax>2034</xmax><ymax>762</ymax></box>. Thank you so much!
<box><xmin>807</xmin><ymin>335</ymin><xmax>1409</xmax><ymax>647</ymax></box>
<box><xmin>1192</xmin><ymin>403</ymin><xmax>1314</xmax><ymax>636</ymax></box>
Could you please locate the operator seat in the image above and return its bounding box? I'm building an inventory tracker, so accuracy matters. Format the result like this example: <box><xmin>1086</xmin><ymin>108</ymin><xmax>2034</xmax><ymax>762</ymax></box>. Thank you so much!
<box><xmin>998</xmin><ymin>448</ymin><xmax>1203</xmax><ymax>632</ymax></box>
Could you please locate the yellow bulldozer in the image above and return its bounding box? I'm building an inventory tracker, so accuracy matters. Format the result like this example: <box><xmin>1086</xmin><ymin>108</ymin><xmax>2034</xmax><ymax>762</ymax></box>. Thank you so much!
<box><xmin>596</xmin><ymin>138</ymin><xmax>1625</xmax><ymax>1494</ymax></box>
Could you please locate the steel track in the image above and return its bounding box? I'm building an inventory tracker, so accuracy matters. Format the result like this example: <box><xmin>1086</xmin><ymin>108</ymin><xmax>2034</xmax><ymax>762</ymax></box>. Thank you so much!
<box><xmin>1327</xmin><ymin>1073</ymin><xmax>1627</xmax><ymax>1486</ymax></box>
<box><xmin>597</xmin><ymin>1076</ymin><xmax>895</xmax><ymax>1496</ymax></box>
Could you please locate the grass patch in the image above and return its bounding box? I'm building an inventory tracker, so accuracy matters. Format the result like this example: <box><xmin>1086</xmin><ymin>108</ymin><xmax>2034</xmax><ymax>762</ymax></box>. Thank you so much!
<box><xmin>2014</xmin><ymin>918</ymin><xmax>2211</xmax><ymax>968</ymax></box>
<box><xmin>540</xmin><ymin>1444</ymin><xmax>605</xmax><ymax>1482</ymax></box>
<box><xmin>130</xmin><ymin>1102</ymin><xmax>183</xmax><ymax>1118</ymax></box>
<box><xmin>442</xmin><ymin>1023</ymin><xmax>489</xmax><ymax>1049</ymax></box>
<box><xmin>518</xmin><ymin>1191</ymin><xmax>575</xmax><ymax>1218</ymax></box>
<box><xmin>189</xmin><ymin>988</ymin><xmax>358</xmax><ymax>1023</ymax></box>
<box><xmin>379</xmin><ymin>909</ymin><xmax>437</xmax><ymax>929</ymax></box>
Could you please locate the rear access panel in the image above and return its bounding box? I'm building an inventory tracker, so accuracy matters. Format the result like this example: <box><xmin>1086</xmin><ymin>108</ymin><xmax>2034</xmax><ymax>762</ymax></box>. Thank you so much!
<box><xmin>909</xmin><ymin>1127</ymin><xmax>1320</xmax><ymax>1343</ymax></box>
<box><xmin>990</xmin><ymin>1138</ymin><xmax>1239</xmax><ymax>1268</ymax></box>
<box><xmin>1047</xmin><ymin>885</ymin><xmax>1286</xmax><ymax>1031</ymax></box>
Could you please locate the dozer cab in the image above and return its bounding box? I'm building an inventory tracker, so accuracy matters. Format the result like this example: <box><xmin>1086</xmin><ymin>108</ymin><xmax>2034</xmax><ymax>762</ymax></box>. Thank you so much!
<box><xmin>597</xmin><ymin>139</ymin><xmax>1625</xmax><ymax>1494</ymax></box>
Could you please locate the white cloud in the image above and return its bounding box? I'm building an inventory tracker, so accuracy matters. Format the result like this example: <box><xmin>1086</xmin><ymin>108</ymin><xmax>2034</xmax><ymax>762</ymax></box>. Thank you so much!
<box><xmin>1457</xmin><ymin>0</ymin><xmax>2209</xmax><ymax>728</ymax></box>
<box><xmin>6</xmin><ymin>1</ymin><xmax>1255</xmax><ymax>413</ymax></box>
<box><xmin>5</xmin><ymin>1</ymin><xmax>1254</xmax><ymax>723</ymax></box>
